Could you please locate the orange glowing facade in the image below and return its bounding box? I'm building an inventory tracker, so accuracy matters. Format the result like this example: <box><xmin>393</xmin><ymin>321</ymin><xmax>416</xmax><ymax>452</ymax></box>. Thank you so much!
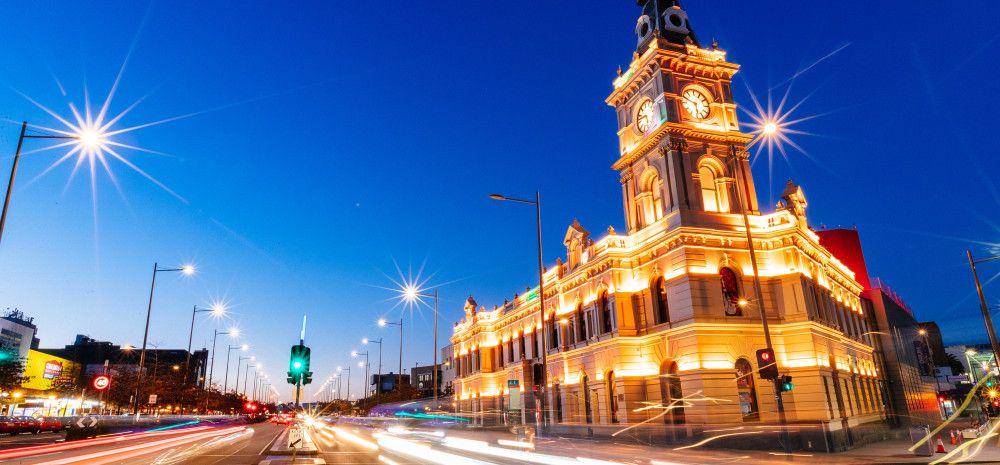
<box><xmin>450</xmin><ymin>1</ymin><xmax>886</xmax><ymax>432</ymax></box>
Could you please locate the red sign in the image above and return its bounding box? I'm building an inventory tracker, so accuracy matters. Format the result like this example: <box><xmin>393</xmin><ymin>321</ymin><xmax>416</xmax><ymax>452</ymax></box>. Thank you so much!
<box><xmin>92</xmin><ymin>374</ymin><xmax>111</xmax><ymax>391</ymax></box>
<box><xmin>43</xmin><ymin>361</ymin><xmax>63</xmax><ymax>380</ymax></box>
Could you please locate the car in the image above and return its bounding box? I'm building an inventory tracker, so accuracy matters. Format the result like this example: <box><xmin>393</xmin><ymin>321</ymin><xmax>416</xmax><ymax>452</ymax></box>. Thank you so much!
<box><xmin>13</xmin><ymin>416</ymin><xmax>40</xmax><ymax>434</ymax></box>
<box><xmin>271</xmin><ymin>414</ymin><xmax>294</xmax><ymax>425</ymax></box>
<box><xmin>0</xmin><ymin>417</ymin><xmax>18</xmax><ymax>436</ymax></box>
<box><xmin>38</xmin><ymin>417</ymin><xmax>64</xmax><ymax>433</ymax></box>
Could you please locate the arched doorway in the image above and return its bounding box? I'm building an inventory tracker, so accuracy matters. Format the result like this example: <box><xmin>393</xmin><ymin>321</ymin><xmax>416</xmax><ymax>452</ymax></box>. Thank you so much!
<box><xmin>582</xmin><ymin>373</ymin><xmax>593</xmax><ymax>424</ymax></box>
<box><xmin>607</xmin><ymin>371</ymin><xmax>619</xmax><ymax>424</ymax></box>
<box><xmin>735</xmin><ymin>358</ymin><xmax>759</xmax><ymax>421</ymax></box>
<box><xmin>659</xmin><ymin>361</ymin><xmax>684</xmax><ymax>424</ymax></box>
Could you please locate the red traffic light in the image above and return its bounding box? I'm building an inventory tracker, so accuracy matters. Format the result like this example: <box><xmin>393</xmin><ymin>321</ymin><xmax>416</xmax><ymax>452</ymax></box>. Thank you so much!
<box><xmin>760</xmin><ymin>351</ymin><xmax>771</xmax><ymax>361</ymax></box>
<box><xmin>92</xmin><ymin>374</ymin><xmax>111</xmax><ymax>391</ymax></box>
<box><xmin>938</xmin><ymin>395</ymin><xmax>946</xmax><ymax>403</ymax></box>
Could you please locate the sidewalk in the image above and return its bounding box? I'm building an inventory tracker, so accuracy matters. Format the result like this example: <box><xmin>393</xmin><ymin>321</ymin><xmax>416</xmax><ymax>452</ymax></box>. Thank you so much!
<box><xmin>825</xmin><ymin>436</ymin><xmax>1000</xmax><ymax>465</ymax></box>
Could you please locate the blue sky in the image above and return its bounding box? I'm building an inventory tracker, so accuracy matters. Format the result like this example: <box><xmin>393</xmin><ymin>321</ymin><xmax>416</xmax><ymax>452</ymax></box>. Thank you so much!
<box><xmin>0</xmin><ymin>1</ymin><xmax>997</xmax><ymax>401</ymax></box>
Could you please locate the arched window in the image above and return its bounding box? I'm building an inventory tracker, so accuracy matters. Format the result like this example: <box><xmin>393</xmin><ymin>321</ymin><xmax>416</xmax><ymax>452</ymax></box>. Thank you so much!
<box><xmin>576</xmin><ymin>303</ymin><xmax>587</xmax><ymax>343</ymax></box>
<box><xmin>637</xmin><ymin>170</ymin><xmax>665</xmax><ymax>226</ymax></box>
<box><xmin>598</xmin><ymin>291</ymin><xmax>612</xmax><ymax>334</ymax></box>
<box><xmin>554</xmin><ymin>383</ymin><xmax>563</xmax><ymax>423</ymax></box>
<box><xmin>735</xmin><ymin>358</ymin><xmax>759</xmax><ymax>421</ymax></box>
<box><xmin>651</xmin><ymin>276</ymin><xmax>669</xmax><ymax>325</ymax></box>
<box><xmin>607</xmin><ymin>371</ymin><xmax>619</xmax><ymax>424</ymax></box>
<box><xmin>659</xmin><ymin>361</ymin><xmax>685</xmax><ymax>424</ymax></box>
<box><xmin>582</xmin><ymin>373</ymin><xmax>593</xmax><ymax>424</ymax></box>
<box><xmin>548</xmin><ymin>316</ymin><xmax>559</xmax><ymax>351</ymax></box>
<box><xmin>720</xmin><ymin>267</ymin><xmax>742</xmax><ymax>316</ymax></box>
<box><xmin>699</xmin><ymin>165</ymin><xmax>719</xmax><ymax>212</ymax></box>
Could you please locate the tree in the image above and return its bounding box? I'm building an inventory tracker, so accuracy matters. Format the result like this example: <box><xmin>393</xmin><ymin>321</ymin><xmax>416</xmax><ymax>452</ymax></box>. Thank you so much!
<box><xmin>0</xmin><ymin>348</ymin><xmax>29</xmax><ymax>391</ymax></box>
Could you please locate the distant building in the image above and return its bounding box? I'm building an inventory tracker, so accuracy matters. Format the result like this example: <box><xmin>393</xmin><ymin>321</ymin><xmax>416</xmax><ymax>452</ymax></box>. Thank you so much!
<box><xmin>0</xmin><ymin>309</ymin><xmax>38</xmax><ymax>360</ymax></box>
<box><xmin>410</xmin><ymin>364</ymin><xmax>440</xmax><ymax>397</ymax></box>
<box><xmin>38</xmin><ymin>335</ymin><xmax>209</xmax><ymax>389</ymax></box>
<box><xmin>817</xmin><ymin>228</ymin><xmax>940</xmax><ymax>426</ymax></box>
<box><xmin>372</xmin><ymin>373</ymin><xmax>408</xmax><ymax>394</ymax></box>
<box><xmin>440</xmin><ymin>344</ymin><xmax>455</xmax><ymax>396</ymax></box>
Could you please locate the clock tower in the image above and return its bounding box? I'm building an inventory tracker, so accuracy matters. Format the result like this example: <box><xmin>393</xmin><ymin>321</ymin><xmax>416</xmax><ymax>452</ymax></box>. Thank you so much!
<box><xmin>607</xmin><ymin>0</ymin><xmax>761</xmax><ymax>234</ymax></box>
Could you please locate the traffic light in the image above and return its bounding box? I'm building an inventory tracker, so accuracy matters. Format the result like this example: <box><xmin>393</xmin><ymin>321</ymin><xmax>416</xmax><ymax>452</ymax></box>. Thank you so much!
<box><xmin>987</xmin><ymin>378</ymin><xmax>995</xmax><ymax>388</ymax></box>
<box><xmin>938</xmin><ymin>395</ymin><xmax>947</xmax><ymax>404</ymax></box>
<box><xmin>778</xmin><ymin>375</ymin><xmax>794</xmax><ymax>392</ymax></box>
<box><xmin>287</xmin><ymin>344</ymin><xmax>311</xmax><ymax>385</ymax></box>
<box><xmin>755</xmin><ymin>348</ymin><xmax>778</xmax><ymax>380</ymax></box>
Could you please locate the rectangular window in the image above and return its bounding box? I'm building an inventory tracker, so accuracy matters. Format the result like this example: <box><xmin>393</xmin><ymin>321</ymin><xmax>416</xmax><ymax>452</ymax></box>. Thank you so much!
<box><xmin>822</xmin><ymin>377</ymin><xmax>834</xmax><ymax>419</ymax></box>
<box><xmin>843</xmin><ymin>379</ymin><xmax>854</xmax><ymax>416</ymax></box>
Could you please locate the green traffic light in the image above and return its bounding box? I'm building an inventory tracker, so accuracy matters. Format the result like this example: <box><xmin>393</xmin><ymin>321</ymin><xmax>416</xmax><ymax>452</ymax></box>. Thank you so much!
<box><xmin>988</xmin><ymin>379</ymin><xmax>995</xmax><ymax>388</ymax></box>
<box><xmin>293</xmin><ymin>361</ymin><xmax>302</xmax><ymax>369</ymax></box>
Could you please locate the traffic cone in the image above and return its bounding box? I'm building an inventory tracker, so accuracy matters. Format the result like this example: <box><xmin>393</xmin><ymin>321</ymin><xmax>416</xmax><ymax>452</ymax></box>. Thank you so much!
<box><xmin>936</xmin><ymin>435</ymin><xmax>947</xmax><ymax>453</ymax></box>
<box><xmin>950</xmin><ymin>430</ymin><xmax>956</xmax><ymax>445</ymax></box>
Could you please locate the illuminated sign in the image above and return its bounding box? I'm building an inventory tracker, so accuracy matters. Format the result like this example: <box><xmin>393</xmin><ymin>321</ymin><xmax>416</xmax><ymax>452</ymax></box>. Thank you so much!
<box><xmin>23</xmin><ymin>350</ymin><xmax>80</xmax><ymax>391</ymax></box>
<box><xmin>92</xmin><ymin>375</ymin><xmax>111</xmax><ymax>391</ymax></box>
<box><xmin>43</xmin><ymin>361</ymin><xmax>63</xmax><ymax>379</ymax></box>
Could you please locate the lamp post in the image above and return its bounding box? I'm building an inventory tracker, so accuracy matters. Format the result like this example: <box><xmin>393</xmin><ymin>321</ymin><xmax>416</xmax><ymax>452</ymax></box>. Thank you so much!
<box><xmin>379</xmin><ymin>318</ymin><xmax>404</xmax><ymax>390</ymax></box>
<box><xmin>352</xmin><ymin>350</ymin><xmax>370</xmax><ymax>399</ymax></box>
<box><xmin>236</xmin><ymin>355</ymin><xmax>254</xmax><ymax>396</ymax></box>
<box><xmin>209</xmin><ymin>328</ymin><xmax>239</xmax><ymax>391</ymax></box>
<box><xmin>726</xmin><ymin>127</ymin><xmax>789</xmax><ymax>445</ymax></box>
<box><xmin>1</xmin><ymin>121</ymin><xmax>108</xmax><ymax>248</ymax></box>
<box><xmin>400</xmin><ymin>287</ymin><xmax>440</xmax><ymax>402</ymax></box>
<box><xmin>133</xmin><ymin>262</ymin><xmax>195</xmax><ymax>415</ymax></box>
<box><xmin>967</xmin><ymin>250</ymin><xmax>1000</xmax><ymax>370</ymax></box>
<box><xmin>186</xmin><ymin>303</ymin><xmax>226</xmax><ymax>385</ymax></box>
<box><xmin>488</xmin><ymin>191</ymin><xmax>547</xmax><ymax>428</ymax></box>
<box><xmin>338</xmin><ymin>366</ymin><xmax>351</xmax><ymax>404</ymax></box>
<box><xmin>363</xmin><ymin>338</ymin><xmax>383</xmax><ymax>395</ymax></box>
<box><xmin>224</xmin><ymin>344</ymin><xmax>249</xmax><ymax>393</ymax></box>
<box><xmin>243</xmin><ymin>360</ymin><xmax>255</xmax><ymax>397</ymax></box>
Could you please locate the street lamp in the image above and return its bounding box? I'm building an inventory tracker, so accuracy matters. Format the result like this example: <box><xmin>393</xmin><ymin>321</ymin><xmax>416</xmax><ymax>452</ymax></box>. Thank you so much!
<box><xmin>338</xmin><ymin>366</ymin><xmax>352</xmax><ymax>404</ymax></box>
<box><xmin>363</xmin><ymin>337</ymin><xmax>383</xmax><ymax>395</ymax></box>
<box><xmin>133</xmin><ymin>262</ymin><xmax>196</xmax><ymax>415</ymax></box>
<box><xmin>379</xmin><ymin>318</ymin><xmax>404</xmax><ymax>391</ymax></box>
<box><xmin>489</xmin><ymin>191</ymin><xmax>547</xmax><ymax>427</ymax></box>
<box><xmin>352</xmin><ymin>350</ymin><xmax>370</xmax><ymax>399</ymax></box>
<box><xmin>0</xmin><ymin>121</ymin><xmax>111</xmax><ymax>248</ymax></box>
<box><xmin>918</xmin><ymin>327</ymin><xmax>944</xmax><ymax>404</ymax></box>
<box><xmin>236</xmin><ymin>355</ymin><xmax>253</xmax><ymax>396</ymax></box>
<box><xmin>968</xmin><ymin>251</ymin><xmax>1000</xmax><ymax>370</ymax></box>
<box><xmin>725</xmin><ymin>124</ymin><xmax>789</xmax><ymax>442</ymax></box>
<box><xmin>399</xmin><ymin>285</ymin><xmax>440</xmax><ymax>402</ymax></box>
<box><xmin>186</xmin><ymin>302</ymin><xmax>227</xmax><ymax>385</ymax></box>
<box><xmin>208</xmin><ymin>328</ymin><xmax>239</xmax><ymax>391</ymax></box>
<box><xmin>242</xmin><ymin>357</ymin><xmax>256</xmax><ymax>397</ymax></box>
<box><xmin>224</xmin><ymin>344</ymin><xmax>249</xmax><ymax>393</ymax></box>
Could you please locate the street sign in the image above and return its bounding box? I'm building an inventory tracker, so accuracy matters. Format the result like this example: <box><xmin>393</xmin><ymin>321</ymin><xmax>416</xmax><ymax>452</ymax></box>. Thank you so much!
<box><xmin>91</xmin><ymin>374</ymin><xmax>111</xmax><ymax>391</ymax></box>
<box><xmin>76</xmin><ymin>416</ymin><xmax>98</xmax><ymax>428</ymax></box>
<box><xmin>148</xmin><ymin>394</ymin><xmax>158</xmax><ymax>405</ymax></box>
<box><xmin>508</xmin><ymin>379</ymin><xmax>522</xmax><ymax>410</ymax></box>
<box><xmin>288</xmin><ymin>427</ymin><xmax>303</xmax><ymax>449</ymax></box>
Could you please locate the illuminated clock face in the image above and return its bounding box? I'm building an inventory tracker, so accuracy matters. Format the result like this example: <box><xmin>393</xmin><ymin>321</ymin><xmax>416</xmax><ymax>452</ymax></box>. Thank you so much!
<box><xmin>682</xmin><ymin>89</ymin><xmax>711</xmax><ymax>119</ymax></box>
<box><xmin>636</xmin><ymin>100</ymin><xmax>656</xmax><ymax>133</ymax></box>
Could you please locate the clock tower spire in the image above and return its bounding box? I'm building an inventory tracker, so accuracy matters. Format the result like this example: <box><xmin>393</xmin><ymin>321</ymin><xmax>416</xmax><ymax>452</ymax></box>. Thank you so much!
<box><xmin>608</xmin><ymin>1</ymin><xmax>760</xmax><ymax>233</ymax></box>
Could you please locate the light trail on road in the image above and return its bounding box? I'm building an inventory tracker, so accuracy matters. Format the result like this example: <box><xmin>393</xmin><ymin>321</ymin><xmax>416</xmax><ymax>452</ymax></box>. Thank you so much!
<box><xmin>0</xmin><ymin>425</ymin><xmax>214</xmax><ymax>460</ymax></box>
<box><xmin>30</xmin><ymin>425</ymin><xmax>245</xmax><ymax>465</ymax></box>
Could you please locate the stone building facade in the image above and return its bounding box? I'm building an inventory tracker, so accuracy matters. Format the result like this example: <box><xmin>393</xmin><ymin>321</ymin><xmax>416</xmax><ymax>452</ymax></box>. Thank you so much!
<box><xmin>450</xmin><ymin>1</ymin><xmax>886</xmax><ymax>436</ymax></box>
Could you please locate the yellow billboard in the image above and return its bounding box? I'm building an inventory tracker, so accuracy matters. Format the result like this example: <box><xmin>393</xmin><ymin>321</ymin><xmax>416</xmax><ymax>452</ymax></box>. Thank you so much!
<box><xmin>22</xmin><ymin>350</ymin><xmax>80</xmax><ymax>392</ymax></box>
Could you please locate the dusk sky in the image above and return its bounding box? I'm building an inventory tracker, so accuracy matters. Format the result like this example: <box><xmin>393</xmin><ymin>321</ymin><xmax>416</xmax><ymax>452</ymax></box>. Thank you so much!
<box><xmin>0</xmin><ymin>1</ymin><xmax>997</xmax><ymax>400</ymax></box>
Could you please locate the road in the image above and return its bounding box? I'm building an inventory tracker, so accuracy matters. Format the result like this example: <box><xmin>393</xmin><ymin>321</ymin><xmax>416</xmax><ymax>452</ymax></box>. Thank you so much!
<box><xmin>0</xmin><ymin>417</ymin><xmax>996</xmax><ymax>464</ymax></box>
